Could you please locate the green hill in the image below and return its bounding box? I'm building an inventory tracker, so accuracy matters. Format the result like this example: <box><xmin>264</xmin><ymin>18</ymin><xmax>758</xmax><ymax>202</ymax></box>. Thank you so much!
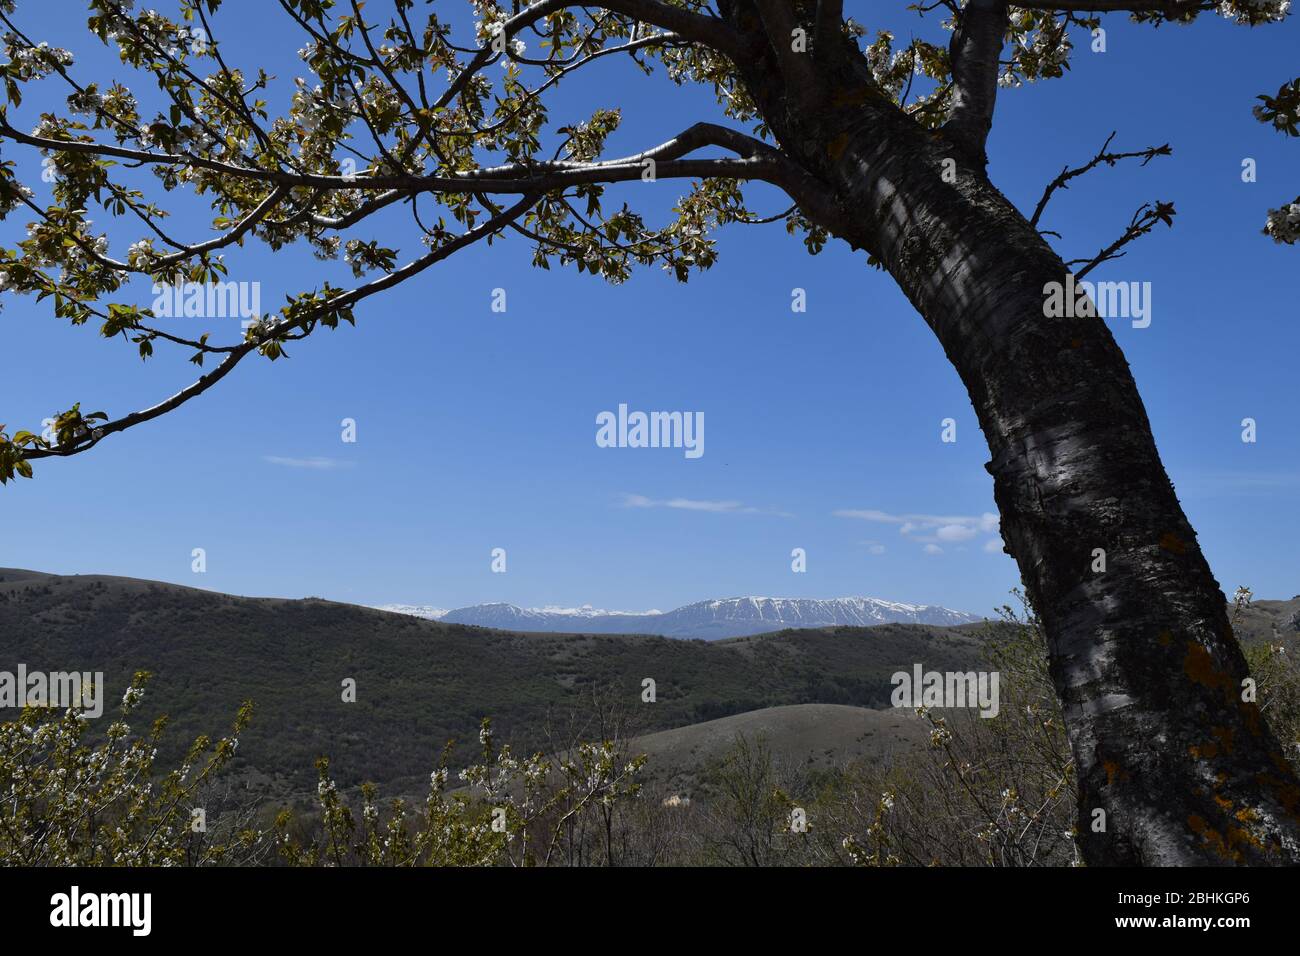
<box><xmin>0</xmin><ymin>568</ymin><xmax>990</xmax><ymax>797</ymax></box>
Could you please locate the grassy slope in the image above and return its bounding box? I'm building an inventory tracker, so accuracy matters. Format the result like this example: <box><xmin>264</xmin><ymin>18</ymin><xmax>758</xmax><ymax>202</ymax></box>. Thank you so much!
<box><xmin>630</xmin><ymin>703</ymin><xmax>934</xmax><ymax>793</ymax></box>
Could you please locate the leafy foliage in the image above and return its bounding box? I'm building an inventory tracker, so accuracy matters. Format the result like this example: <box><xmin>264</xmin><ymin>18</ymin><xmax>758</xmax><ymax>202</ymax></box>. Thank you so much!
<box><xmin>0</xmin><ymin>0</ymin><xmax>1291</xmax><ymax>479</ymax></box>
<box><xmin>0</xmin><ymin>671</ymin><xmax>262</xmax><ymax>865</ymax></box>
<box><xmin>1254</xmin><ymin>76</ymin><xmax>1300</xmax><ymax>243</ymax></box>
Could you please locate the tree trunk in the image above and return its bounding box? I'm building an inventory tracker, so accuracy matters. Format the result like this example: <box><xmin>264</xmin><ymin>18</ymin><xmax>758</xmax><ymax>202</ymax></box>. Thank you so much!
<box><xmin>751</xmin><ymin>65</ymin><xmax>1300</xmax><ymax>863</ymax></box>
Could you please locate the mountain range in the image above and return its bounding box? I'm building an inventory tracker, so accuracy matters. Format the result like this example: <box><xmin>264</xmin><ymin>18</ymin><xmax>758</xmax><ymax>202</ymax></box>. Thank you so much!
<box><xmin>0</xmin><ymin>568</ymin><xmax>994</xmax><ymax>795</ymax></box>
<box><xmin>3</xmin><ymin>568</ymin><xmax>1295</xmax><ymax>800</ymax></box>
<box><xmin>373</xmin><ymin>595</ymin><xmax>985</xmax><ymax>639</ymax></box>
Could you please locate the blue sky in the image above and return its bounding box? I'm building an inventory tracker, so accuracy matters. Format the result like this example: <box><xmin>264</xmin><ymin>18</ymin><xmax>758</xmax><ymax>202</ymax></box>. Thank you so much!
<box><xmin>2</xmin><ymin>3</ymin><xmax>1297</xmax><ymax>616</ymax></box>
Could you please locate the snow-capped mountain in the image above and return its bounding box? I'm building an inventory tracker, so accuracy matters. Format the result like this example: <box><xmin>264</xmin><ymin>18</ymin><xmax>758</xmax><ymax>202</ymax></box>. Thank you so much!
<box><xmin>435</xmin><ymin>603</ymin><xmax>648</xmax><ymax>631</ymax></box>
<box><xmin>379</xmin><ymin>596</ymin><xmax>982</xmax><ymax>639</ymax></box>
<box><xmin>655</xmin><ymin>596</ymin><xmax>981</xmax><ymax>638</ymax></box>
<box><xmin>372</xmin><ymin>604</ymin><xmax>449</xmax><ymax>620</ymax></box>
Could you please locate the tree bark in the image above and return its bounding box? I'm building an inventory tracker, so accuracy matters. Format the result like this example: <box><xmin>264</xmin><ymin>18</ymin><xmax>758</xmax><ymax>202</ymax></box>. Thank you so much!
<box><xmin>734</xmin><ymin>39</ymin><xmax>1300</xmax><ymax>864</ymax></box>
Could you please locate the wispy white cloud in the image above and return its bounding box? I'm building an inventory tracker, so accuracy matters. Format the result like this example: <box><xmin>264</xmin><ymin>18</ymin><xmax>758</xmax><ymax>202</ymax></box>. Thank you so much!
<box><xmin>621</xmin><ymin>493</ymin><xmax>791</xmax><ymax>517</ymax></box>
<box><xmin>835</xmin><ymin>508</ymin><xmax>903</xmax><ymax>523</ymax></box>
<box><xmin>836</xmin><ymin>508</ymin><xmax>998</xmax><ymax>532</ymax></box>
<box><xmin>264</xmin><ymin>456</ymin><xmax>355</xmax><ymax>470</ymax></box>
<box><xmin>836</xmin><ymin>508</ymin><xmax>1000</xmax><ymax>553</ymax></box>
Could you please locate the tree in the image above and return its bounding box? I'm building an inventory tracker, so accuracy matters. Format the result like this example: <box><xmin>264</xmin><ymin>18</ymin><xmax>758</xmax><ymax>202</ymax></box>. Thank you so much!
<box><xmin>0</xmin><ymin>0</ymin><xmax>1296</xmax><ymax>865</ymax></box>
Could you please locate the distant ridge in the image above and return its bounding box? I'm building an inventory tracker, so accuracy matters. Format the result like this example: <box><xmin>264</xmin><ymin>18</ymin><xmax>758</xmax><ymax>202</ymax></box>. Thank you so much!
<box><xmin>5</xmin><ymin>568</ymin><xmax>1293</xmax><ymax>798</ymax></box>
<box><xmin>375</xmin><ymin>595</ymin><xmax>984</xmax><ymax>639</ymax></box>
<box><xmin>0</xmin><ymin>567</ymin><xmax>993</xmax><ymax>794</ymax></box>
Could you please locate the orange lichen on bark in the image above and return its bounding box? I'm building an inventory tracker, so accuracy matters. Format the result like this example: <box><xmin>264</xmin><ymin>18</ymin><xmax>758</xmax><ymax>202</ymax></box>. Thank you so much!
<box><xmin>1258</xmin><ymin>766</ymin><xmax>1300</xmax><ymax>819</ymax></box>
<box><xmin>1102</xmin><ymin>759</ymin><xmax>1127</xmax><ymax>787</ymax></box>
<box><xmin>1187</xmin><ymin>814</ymin><xmax>1242</xmax><ymax>862</ymax></box>
<box><xmin>1190</xmin><ymin>723</ymin><xmax>1237</xmax><ymax>764</ymax></box>
<box><xmin>1184</xmin><ymin>640</ymin><xmax>1237</xmax><ymax>702</ymax></box>
<box><xmin>1159</xmin><ymin>532</ymin><xmax>1187</xmax><ymax>554</ymax></box>
<box><xmin>1186</xmin><ymin>813</ymin><xmax>1266</xmax><ymax>862</ymax></box>
<box><xmin>1189</xmin><ymin>741</ymin><xmax>1218</xmax><ymax>759</ymax></box>
<box><xmin>830</xmin><ymin>86</ymin><xmax>875</xmax><ymax>108</ymax></box>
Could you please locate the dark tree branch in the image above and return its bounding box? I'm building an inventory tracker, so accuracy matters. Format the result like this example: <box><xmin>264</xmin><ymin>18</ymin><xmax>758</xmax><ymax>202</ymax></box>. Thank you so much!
<box><xmin>1030</xmin><ymin>132</ymin><xmax>1173</xmax><ymax>227</ymax></box>
<box><xmin>0</xmin><ymin>118</ymin><xmax>839</xmax><ymax>233</ymax></box>
<box><xmin>1069</xmin><ymin>199</ymin><xmax>1176</xmax><ymax>280</ymax></box>
<box><xmin>21</xmin><ymin>195</ymin><xmax>541</xmax><ymax>462</ymax></box>
<box><xmin>752</xmin><ymin>0</ymin><xmax>819</xmax><ymax>104</ymax></box>
<box><xmin>945</xmin><ymin>0</ymin><xmax>1009</xmax><ymax>165</ymax></box>
<box><xmin>470</xmin><ymin>34</ymin><xmax>691</xmax><ymax>140</ymax></box>
<box><xmin>0</xmin><ymin>120</ymin><xmax>793</xmax><ymax>193</ymax></box>
<box><xmin>595</xmin><ymin>0</ymin><xmax>746</xmax><ymax>57</ymax></box>
<box><xmin>814</xmin><ymin>0</ymin><xmax>846</xmax><ymax>59</ymax></box>
<box><xmin>461</xmin><ymin>0</ymin><xmax>748</xmax><ymax>101</ymax></box>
